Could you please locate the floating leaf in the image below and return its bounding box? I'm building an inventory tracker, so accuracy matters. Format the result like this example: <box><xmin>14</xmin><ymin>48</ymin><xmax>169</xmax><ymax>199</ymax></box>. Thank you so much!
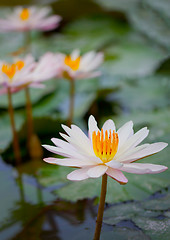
<box><xmin>109</xmin><ymin>75</ymin><xmax>170</xmax><ymax>112</ymax></box>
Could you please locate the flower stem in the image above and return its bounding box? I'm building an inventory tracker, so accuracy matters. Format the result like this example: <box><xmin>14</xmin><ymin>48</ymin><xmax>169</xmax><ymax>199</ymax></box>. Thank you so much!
<box><xmin>93</xmin><ymin>174</ymin><xmax>108</xmax><ymax>240</ymax></box>
<box><xmin>25</xmin><ymin>87</ymin><xmax>43</xmax><ymax>159</ymax></box>
<box><xmin>7</xmin><ymin>87</ymin><xmax>22</xmax><ymax>165</ymax></box>
<box><xmin>67</xmin><ymin>78</ymin><xmax>75</xmax><ymax>126</ymax></box>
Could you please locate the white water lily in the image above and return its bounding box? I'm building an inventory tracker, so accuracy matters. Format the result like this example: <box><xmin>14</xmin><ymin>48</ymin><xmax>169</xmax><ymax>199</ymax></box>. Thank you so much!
<box><xmin>61</xmin><ymin>49</ymin><xmax>103</xmax><ymax>80</ymax></box>
<box><xmin>0</xmin><ymin>6</ymin><xmax>61</xmax><ymax>32</ymax></box>
<box><xmin>43</xmin><ymin>115</ymin><xmax>168</xmax><ymax>184</ymax></box>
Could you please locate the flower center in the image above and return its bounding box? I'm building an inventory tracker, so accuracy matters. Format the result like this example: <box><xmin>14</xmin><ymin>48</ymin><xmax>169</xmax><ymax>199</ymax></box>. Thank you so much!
<box><xmin>64</xmin><ymin>55</ymin><xmax>80</xmax><ymax>71</ymax></box>
<box><xmin>20</xmin><ymin>8</ymin><xmax>30</xmax><ymax>21</ymax></box>
<box><xmin>2</xmin><ymin>61</ymin><xmax>24</xmax><ymax>82</ymax></box>
<box><xmin>92</xmin><ymin>129</ymin><xmax>119</xmax><ymax>163</ymax></box>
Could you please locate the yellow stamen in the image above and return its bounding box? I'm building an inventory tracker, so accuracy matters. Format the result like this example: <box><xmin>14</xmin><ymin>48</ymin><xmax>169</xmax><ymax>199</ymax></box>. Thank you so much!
<box><xmin>2</xmin><ymin>61</ymin><xmax>25</xmax><ymax>82</ymax></box>
<box><xmin>92</xmin><ymin>128</ymin><xmax>119</xmax><ymax>163</ymax></box>
<box><xmin>15</xmin><ymin>60</ymin><xmax>25</xmax><ymax>70</ymax></box>
<box><xmin>64</xmin><ymin>55</ymin><xmax>80</xmax><ymax>71</ymax></box>
<box><xmin>20</xmin><ymin>8</ymin><xmax>30</xmax><ymax>21</ymax></box>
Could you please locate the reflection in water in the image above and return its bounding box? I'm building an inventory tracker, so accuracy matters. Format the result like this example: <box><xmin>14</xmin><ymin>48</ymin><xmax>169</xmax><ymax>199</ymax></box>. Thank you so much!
<box><xmin>0</xmin><ymin>158</ymin><xmax>99</xmax><ymax>240</ymax></box>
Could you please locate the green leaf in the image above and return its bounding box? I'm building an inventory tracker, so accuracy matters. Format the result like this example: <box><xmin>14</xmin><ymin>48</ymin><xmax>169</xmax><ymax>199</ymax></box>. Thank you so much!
<box><xmin>103</xmin><ymin>40</ymin><xmax>164</xmax><ymax>77</ymax></box>
<box><xmin>94</xmin><ymin>0</ymin><xmax>139</xmax><ymax>13</ymax></box>
<box><xmin>133</xmin><ymin>217</ymin><xmax>170</xmax><ymax>240</ymax></box>
<box><xmin>127</xmin><ymin>0</ymin><xmax>170</xmax><ymax>50</ymax></box>
<box><xmin>104</xmin><ymin>188</ymin><xmax>170</xmax><ymax>239</ymax></box>
<box><xmin>111</xmin><ymin>75</ymin><xmax>170</xmax><ymax>111</ymax></box>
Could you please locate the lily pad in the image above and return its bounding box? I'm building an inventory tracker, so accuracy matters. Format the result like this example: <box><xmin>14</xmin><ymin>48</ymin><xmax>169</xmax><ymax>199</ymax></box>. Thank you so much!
<box><xmin>104</xmin><ymin>188</ymin><xmax>170</xmax><ymax>239</ymax></box>
<box><xmin>109</xmin><ymin>75</ymin><xmax>170</xmax><ymax>112</ymax></box>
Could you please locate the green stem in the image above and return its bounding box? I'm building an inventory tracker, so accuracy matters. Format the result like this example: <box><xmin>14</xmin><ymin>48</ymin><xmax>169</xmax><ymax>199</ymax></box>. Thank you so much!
<box><xmin>25</xmin><ymin>87</ymin><xmax>34</xmax><ymax>142</ymax></box>
<box><xmin>93</xmin><ymin>174</ymin><xmax>108</xmax><ymax>240</ymax></box>
<box><xmin>67</xmin><ymin>78</ymin><xmax>75</xmax><ymax>126</ymax></box>
<box><xmin>25</xmin><ymin>87</ymin><xmax>43</xmax><ymax>159</ymax></box>
<box><xmin>7</xmin><ymin>87</ymin><xmax>22</xmax><ymax>164</ymax></box>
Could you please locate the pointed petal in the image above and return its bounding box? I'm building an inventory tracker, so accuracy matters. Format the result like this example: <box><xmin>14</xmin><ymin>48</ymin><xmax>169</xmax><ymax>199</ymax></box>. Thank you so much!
<box><xmin>116</xmin><ymin>127</ymin><xmax>149</xmax><ymax>158</ymax></box>
<box><xmin>117</xmin><ymin>121</ymin><xmax>133</xmax><ymax>149</ymax></box>
<box><xmin>87</xmin><ymin>165</ymin><xmax>108</xmax><ymax>178</ymax></box>
<box><xmin>61</xmin><ymin>124</ymin><xmax>94</xmax><ymax>157</ymax></box>
<box><xmin>43</xmin><ymin>157</ymin><xmax>96</xmax><ymax>167</ymax></box>
<box><xmin>119</xmin><ymin>142</ymin><xmax>168</xmax><ymax>163</ymax></box>
<box><xmin>67</xmin><ymin>167</ymin><xmax>90</xmax><ymax>181</ymax></box>
<box><xmin>106</xmin><ymin>168</ymin><xmax>128</xmax><ymax>184</ymax></box>
<box><xmin>88</xmin><ymin>115</ymin><xmax>100</xmax><ymax>140</ymax></box>
<box><xmin>102</xmin><ymin>119</ymin><xmax>116</xmax><ymax>132</ymax></box>
<box><xmin>121</xmin><ymin>163</ymin><xmax>168</xmax><ymax>174</ymax></box>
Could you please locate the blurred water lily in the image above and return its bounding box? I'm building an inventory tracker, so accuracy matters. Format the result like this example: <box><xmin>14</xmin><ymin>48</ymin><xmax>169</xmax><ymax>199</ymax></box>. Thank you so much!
<box><xmin>29</xmin><ymin>52</ymin><xmax>63</xmax><ymax>87</ymax></box>
<box><xmin>0</xmin><ymin>6</ymin><xmax>61</xmax><ymax>32</ymax></box>
<box><xmin>0</xmin><ymin>55</ymin><xmax>36</xmax><ymax>94</ymax></box>
<box><xmin>0</xmin><ymin>53</ymin><xmax>61</xmax><ymax>94</ymax></box>
<box><xmin>43</xmin><ymin>115</ymin><xmax>168</xmax><ymax>184</ymax></box>
<box><xmin>61</xmin><ymin>49</ymin><xmax>104</xmax><ymax>80</ymax></box>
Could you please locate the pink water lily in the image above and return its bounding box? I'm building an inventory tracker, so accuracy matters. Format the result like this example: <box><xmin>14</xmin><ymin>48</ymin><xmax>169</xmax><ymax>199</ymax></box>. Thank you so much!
<box><xmin>60</xmin><ymin>49</ymin><xmax>104</xmax><ymax>80</ymax></box>
<box><xmin>0</xmin><ymin>55</ymin><xmax>36</xmax><ymax>94</ymax></box>
<box><xmin>28</xmin><ymin>52</ymin><xmax>63</xmax><ymax>88</ymax></box>
<box><xmin>0</xmin><ymin>53</ymin><xmax>62</xmax><ymax>94</ymax></box>
<box><xmin>43</xmin><ymin>115</ymin><xmax>168</xmax><ymax>184</ymax></box>
<box><xmin>0</xmin><ymin>6</ymin><xmax>61</xmax><ymax>32</ymax></box>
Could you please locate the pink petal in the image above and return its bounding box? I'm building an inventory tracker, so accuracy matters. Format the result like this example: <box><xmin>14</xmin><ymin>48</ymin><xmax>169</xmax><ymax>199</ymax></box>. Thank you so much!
<box><xmin>87</xmin><ymin>165</ymin><xmax>108</xmax><ymax>178</ymax></box>
<box><xmin>106</xmin><ymin>160</ymin><xmax>123</xmax><ymax>169</ymax></box>
<box><xmin>67</xmin><ymin>167</ymin><xmax>90</xmax><ymax>181</ymax></box>
<box><xmin>106</xmin><ymin>168</ymin><xmax>128</xmax><ymax>184</ymax></box>
<box><xmin>121</xmin><ymin>163</ymin><xmax>168</xmax><ymax>174</ymax></box>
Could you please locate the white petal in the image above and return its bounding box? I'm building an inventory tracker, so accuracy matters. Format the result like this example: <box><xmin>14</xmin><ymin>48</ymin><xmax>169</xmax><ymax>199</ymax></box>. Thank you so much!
<box><xmin>43</xmin><ymin>143</ymin><xmax>98</xmax><ymax>165</ymax></box>
<box><xmin>43</xmin><ymin>157</ymin><xmax>96</xmax><ymax>167</ymax></box>
<box><xmin>71</xmin><ymin>49</ymin><xmax>80</xmax><ymax>60</ymax></box>
<box><xmin>88</xmin><ymin>115</ymin><xmax>99</xmax><ymax>140</ymax></box>
<box><xmin>106</xmin><ymin>160</ymin><xmax>123</xmax><ymax>169</ymax></box>
<box><xmin>116</xmin><ymin>127</ymin><xmax>149</xmax><ymax>158</ymax></box>
<box><xmin>106</xmin><ymin>168</ymin><xmax>128</xmax><ymax>184</ymax></box>
<box><xmin>87</xmin><ymin>165</ymin><xmax>108</xmax><ymax>178</ymax></box>
<box><xmin>117</xmin><ymin>121</ymin><xmax>133</xmax><ymax>149</ymax></box>
<box><xmin>67</xmin><ymin>167</ymin><xmax>90</xmax><ymax>181</ymax></box>
<box><xmin>120</xmin><ymin>163</ymin><xmax>168</xmax><ymax>174</ymax></box>
<box><xmin>117</xmin><ymin>144</ymin><xmax>149</xmax><ymax>162</ymax></box>
<box><xmin>61</xmin><ymin>124</ymin><xmax>96</xmax><ymax>158</ymax></box>
<box><xmin>102</xmin><ymin>119</ymin><xmax>116</xmax><ymax>132</ymax></box>
<box><xmin>119</xmin><ymin>142</ymin><xmax>168</xmax><ymax>163</ymax></box>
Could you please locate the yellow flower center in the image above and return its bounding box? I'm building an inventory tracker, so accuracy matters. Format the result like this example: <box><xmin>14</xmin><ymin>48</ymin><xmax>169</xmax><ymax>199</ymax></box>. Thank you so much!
<box><xmin>92</xmin><ymin>129</ymin><xmax>119</xmax><ymax>163</ymax></box>
<box><xmin>20</xmin><ymin>8</ymin><xmax>30</xmax><ymax>21</ymax></box>
<box><xmin>64</xmin><ymin>55</ymin><xmax>81</xmax><ymax>71</ymax></box>
<box><xmin>2</xmin><ymin>60</ymin><xmax>25</xmax><ymax>82</ymax></box>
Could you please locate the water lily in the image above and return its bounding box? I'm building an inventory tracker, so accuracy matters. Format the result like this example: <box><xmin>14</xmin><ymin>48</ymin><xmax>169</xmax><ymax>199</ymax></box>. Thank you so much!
<box><xmin>0</xmin><ymin>55</ymin><xmax>36</xmax><ymax>95</ymax></box>
<box><xmin>43</xmin><ymin>115</ymin><xmax>168</xmax><ymax>184</ymax></box>
<box><xmin>61</xmin><ymin>49</ymin><xmax>104</xmax><ymax>80</ymax></box>
<box><xmin>29</xmin><ymin>52</ymin><xmax>63</xmax><ymax>87</ymax></box>
<box><xmin>59</xmin><ymin>49</ymin><xmax>103</xmax><ymax>125</ymax></box>
<box><xmin>0</xmin><ymin>6</ymin><xmax>61</xmax><ymax>32</ymax></box>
